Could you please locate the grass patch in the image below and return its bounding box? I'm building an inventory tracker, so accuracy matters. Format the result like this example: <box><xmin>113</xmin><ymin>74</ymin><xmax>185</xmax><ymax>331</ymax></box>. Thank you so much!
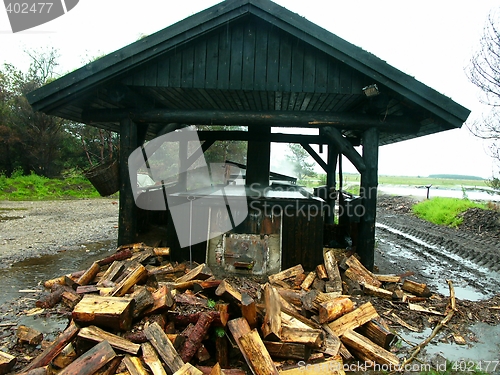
<box><xmin>412</xmin><ymin>197</ymin><xmax>487</xmax><ymax>227</ymax></box>
<box><xmin>0</xmin><ymin>171</ymin><xmax>105</xmax><ymax>200</ymax></box>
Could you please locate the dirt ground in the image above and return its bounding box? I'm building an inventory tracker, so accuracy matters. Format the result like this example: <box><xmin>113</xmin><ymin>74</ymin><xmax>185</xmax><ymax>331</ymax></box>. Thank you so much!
<box><xmin>1</xmin><ymin>195</ymin><xmax>500</xmax><ymax>372</ymax></box>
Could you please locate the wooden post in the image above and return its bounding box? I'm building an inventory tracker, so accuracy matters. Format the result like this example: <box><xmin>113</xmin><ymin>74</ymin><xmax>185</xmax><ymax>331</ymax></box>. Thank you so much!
<box><xmin>118</xmin><ymin>117</ymin><xmax>138</xmax><ymax>246</ymax></box>
<box><xmin>326</xmin><ymin>145</ymin><xmax>338</xmax><ymax>225</ymax></box>
<box><xmin>357</xmin><ymin>127</ymin><xmax>379</xmax><ymax>271</ymax></box>
<box><xmin>246</xmin><ymin>125</ymin><xmax>270</xmax><ymax>188</ymax></box>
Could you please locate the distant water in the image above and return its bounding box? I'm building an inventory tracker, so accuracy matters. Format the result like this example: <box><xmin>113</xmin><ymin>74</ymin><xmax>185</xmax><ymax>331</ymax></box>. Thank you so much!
<box><xmin>378</xmin><ymin>185</ymin><xmax>500</xmax><ymax>202</ymax></box>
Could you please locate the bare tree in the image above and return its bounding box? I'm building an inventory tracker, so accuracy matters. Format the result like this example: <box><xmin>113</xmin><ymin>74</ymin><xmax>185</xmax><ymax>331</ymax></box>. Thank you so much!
<box><xmin>466</xmin><ymin>8</ymin><xmax>500</xmax><ymax>187</ymax></box>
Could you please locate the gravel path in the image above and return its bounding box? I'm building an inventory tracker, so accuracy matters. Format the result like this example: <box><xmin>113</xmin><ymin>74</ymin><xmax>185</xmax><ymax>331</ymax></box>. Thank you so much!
<box><xmin>0</xmin><ymin>198</ymin><xmax>119</xmax><ymax>268</ymax></box>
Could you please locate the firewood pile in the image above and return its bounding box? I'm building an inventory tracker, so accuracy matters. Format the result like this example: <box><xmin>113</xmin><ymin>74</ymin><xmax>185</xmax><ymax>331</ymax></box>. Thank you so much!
<box><xmin>2</xmin><ymin>244</ymin><xmax>442</xmax><ymax>375</ymax></box>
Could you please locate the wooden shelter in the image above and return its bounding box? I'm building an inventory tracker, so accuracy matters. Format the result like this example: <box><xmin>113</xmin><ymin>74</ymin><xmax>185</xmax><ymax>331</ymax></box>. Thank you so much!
<box><xmin>27</xmin><ymin>0</ymin><xmax>470</xmax><ymax>271</ymax></box>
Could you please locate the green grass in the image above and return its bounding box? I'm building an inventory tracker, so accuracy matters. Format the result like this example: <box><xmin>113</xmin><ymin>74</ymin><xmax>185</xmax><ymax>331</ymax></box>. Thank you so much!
<box><xmin>412</xmin><ymin>197</ymin><xmax>487</xmax><ymax>227</ymax></box>
<box><xmin>0</xmin><ymin>171</ymin><xmax>104</xmax><ymax>200</ymax></box>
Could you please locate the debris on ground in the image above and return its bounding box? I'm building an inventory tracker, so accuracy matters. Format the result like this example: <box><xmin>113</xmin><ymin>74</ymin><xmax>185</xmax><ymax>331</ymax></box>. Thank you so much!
<box><xmin>1</xmin><ymin>243</ymin><xmax>500</xmax><ymax>375</ymax></box>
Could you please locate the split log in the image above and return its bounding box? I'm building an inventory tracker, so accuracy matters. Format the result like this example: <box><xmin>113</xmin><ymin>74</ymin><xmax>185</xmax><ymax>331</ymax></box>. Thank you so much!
<box><xmin>327</xmin><ymin>302</ymin><xmax>379</xmax><ymax>337</ymax></box>
<box><xmin>193</xmin><ymin>280</ymin><xmax>222</xmax><ymax>293</ymax></box>
<box><xmin>109</xmin><ymin>264</ymin><xmax>147</xmax><ymax>297</ymax></box>
<box><xmin>97</xmin><ymin>249</ymin><xmax>133</xmax><ymax>266</ymax></box>
<box><xmin>215</xmin><ymin>280</ymin><xmax>242</xmax><ymax>303</ymax></box>
<box><xmin>261</xmin><ymin>284</ymin><xmax>281</xmax><ymax>340</ymax></box>
<box><xmin>196</xmin><ymin>365</ymin><xmax>246</xmax><ymax>375</ymax></box>
<box><xmin>341</xmin><ymin>274</ymin><xmax>363</xmax><ymax>296</ymax></box>
<box><xmin>215</xmin><ymin>302</ymin><xmax>230</xmax><ymax>327</ymax></box>
<box><xmin>300</xmin><ymin>271</ymin><xmax>316</xmax><ymax>291</ymax></box>
<box><xmin>17</xmin><ymin>325</ymin><xmax>43</xmax><ymax>345</ymax></box>
<box><xmin>21</xmin><ymin>321</ymin><xmax>79</xmax><ymax>372</ymax></box>
<box><xmin>77</xmin><ymin>262</ymin><xmax>100</xmax><ymax>286</ymax></box>
<box><xmin>321</xmin><ymin>333</ymin><xmax>342</xmax><ymax>357</ymax></box>
<box><xmin>315</xmin><ymin>264</ymin><xmax>329</xmax><ymax>280</ymax></box>
<box><xmin>97</xmin><ymin>261</ymin><xmax>125</xmax><ymax>287</ymax></box>
<box><xmin>278</xmin><ymin>356</ymin><xmax>344</xmax><ymax>374</ymax></box>
<box><xmin>153</xmin><ymin>247</ymin><xmax>170</xmax><ymax>257</ymax></box>
<box><xmin>76</xmin><ymin>285</ymin><xmax>100</xmax><ymax>295</ymax></box>
<box><xmin>175</xmin><ymin>263</ymin><xmax>212</xmax><ymax>283</ymax></box>
<box><xmin>195</xmin><ymin>344</ymin><xmax>211</xmax><ymax>363</ymax></box>
<box><xmin>241</xmin><ymin>293</ymin><xmax>257</xmax><ymax>329</ymax></box>
<box><xmin>337</xmin><ymin>342</ymin><xmax>354</xmax><ymax>361</ymax></box>
<box><xmin>178</xmin><ymin>312</ymin><xmax>215</xmax><ymax>363</ymax></box>
<box><xmin>238</xmin><ymin>330</ymin><xmax>279</xmax><ymax>375</ymax></box>
<box><xmin>374</xmin><ymin>274</ymin><xmax>401</xmax><ymax>283</ymax></box>
<box><xmin>215</xmin><ymin>335</ymin><xmax>229</xmax><ymax>368</ymax></box>
<box><xmin>344</xmin><ymin>256</ymin><xmax>382</xmax><ymax>288</ymax></box>
<box><xmin>318</xmin><ymin>297</ymin><xmax>354</xmax><ymax>324</ymax></box>
<box><xmin>264</xmin><ymin>341</ymin><xmax>310</xmax><ymax>360</ymax></box>
<box><xmin>141</xmin><ymin>342</ymin><xmax>167</xmax><ymax>375</ymax></box>
<box><xmin>227</xmin><ymin>318</ymin><xmax>254</xmax><ymax>375</ymax></box>
<box><xmin>268</xmin><ymin>265</ymin><xmax>304</xmax><ymax>284</ymax></box>
<box><xmin>362</xmin><ymin>284</ymin><xmax>393</xmax><ymax>300</ymax></box>
<box><xmin>281</xmin><ymin>308</ymin><xmax>321</xmax><ymax>330</ymax></box>
<box><xmin>355</xmin><ymin>320</ymin><xmax>396</xmax><ymax>350</ymax></box>
<box><xmin>78</xmin><ymin>325</ymin><xmax>141</xmax><ymax>354</ymax></box>
<box><xmin>144</xmin><ymin>322</ymin><xmax>184</xmax><ymax>374</ymax></box>
<box><xmin>58</xmin><ymin>340</ymin><xmax>116</xmax><ymax>375</ymax></box>
<box><xmin>36</xmin><ymin>284</ymin><xmax>75</xmax><ymax>308</ymax></box>
<box><xmin>148</xmin><ymin>263</ymin><xmax>175</xmax><ymax>277</ymax></box>
<box><xmin>280</xmin><ymin>326</ymin><xmax>323</xmax><ymax>348</ymax></box>
<box><xmin>129</xmin><ymin>248</ymin><xmax>155</xmax><ymax>265</ymax></box>
<box><xmin>130</xmin><ymin>286</ymin><xmax>154</xmax><ymax>318</ymax></box>
<box><xmin>52</xmin><ymin>343</ymin><xmax>77</xmax><ymax>369</ymax></box>
<box><xmin>341</xmin><ymin>329</ymin><xmax>399</xmax><ymax>367</ymax></box>
<box><xmin>323</xmin><ymin>250</ymin><xmax>342</xmax><ymax>293</ymax></box>
<box><xmin>293</xmin><ymin>273</ymin><xmax>307</xmax><ymax>288</ymax></box>
<box><xmin>276</xmin><ymin>288</ymin><xmax>306</xmax><ymax>307</ymax></box>
<box><xmin>143</xmin><ymin>285</ymin><xmax>173</xmax><ymax>315</ymax></box>
<box><xmin>0</xmin><ymin>350</ymin><xmax>16</xmax><ymax>375</ymax></box>
<box><xmin>389</xmin><ymin>313</ymin><xmax>420</xmax><ymax>332</ymax></box>
<box><xmin>72</xmin><ymin>295</ymin><xmax>133</xmax><ymax>331</ymax></box>
<box><xmin>93</xmin><ymin>355</ymin><xmax>123</xmax><ymax>375</ymax></box>
<box><xmin>123</xmin><ymin>355</ymin><xmax>149</xmax><ymax>375</ymax></box>
<box><xmin>172</xmin><ymin>363</ymin><xmax>203</xmax><ymax>375</ymax></box>
<box><xmin>402</xmin><ymin>279</ymin><xmax>431</xmax><ymax>297</ymax></box>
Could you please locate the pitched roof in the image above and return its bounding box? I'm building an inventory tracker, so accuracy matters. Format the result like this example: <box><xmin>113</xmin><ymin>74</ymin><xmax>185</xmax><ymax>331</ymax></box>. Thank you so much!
<box><xmin>27</xmin><ymin>0</ymin><xmax>470</xmax><ymax>145</ymax></box>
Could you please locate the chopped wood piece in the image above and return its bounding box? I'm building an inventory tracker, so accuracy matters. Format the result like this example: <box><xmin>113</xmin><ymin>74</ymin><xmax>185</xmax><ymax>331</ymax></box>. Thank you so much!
<box><xmin>341</xmin><ymin>329</ymin><xmax>399</xmax><ymax>367</ymax></box>
<box><xmin>0</xmin><ymin>350</ymin><xmax>16</xmax><ymax>375</ymax></box>
<box><xmin>178</xmin><ymin>312</ymin><xmax>215</xmax><ymax>363</ymax></box>
<box><xmin>93</xmin><ymin>355</ymin><xmax>123</xmax><ymax>375</ymax></box>
<box><xmin>97</xmin><ymin>249</ymin><xmax>133</xmax><ymax>266</ymax></box>
<box><xmin>315</xmin><ymin>264</ymin><xmax>329</xmax><ymax>280</ymax></box>
<box><xmin>195</xmin><ymin>344</ymin><xmax>211</xmax><ymax>363</ymax></box>
<box><xmin>453</xmin><ymin>334</ymin><xmax>466</xmax><ymax>345</ymax></box>
<box><xmin>328</xmin><ymin>302</ymin><xmax>379</xmax><ymax>337</ymax></box>
<box><xmin>17</xmin><ymin>325</ymin><xmax>43</xmax><ymax>345</ymax></box>
<box><xmin>374</xmin><ymin>274</ymin><xmax>401</xmax><ymax>283</ymax></box>
<box><xmin>227</xmin><ymin>318</ymin><xmax>253</xmax><ymax>374</ymax></box>
<box><xmin>43</xmin><ymin>275</ymin><xmax>67</xmax><ymax>290</ymax></box>
<box><xmin>345</xmin><ymin>256</ymin><xmax>382</xmax><ymax>288</ymax></box>
<box><xmin>109</xmin><ymin>264</ymin><xmax>148</xmax><ymax>297</ymax></box>
<box><xmin>123</xmin><ymin>355</ymin><xmax>149</xmax><ymax>375</ymax></box>
<box><xmin>318</xmin><ymin>297</ymin><xmax>354</xmax><ymax>324</ymax></box>
<box><xmin>72</xmin><ymin>295</ymin><xmax>133</xmax><ymax>331</ymax></box>
<box><xmin>141</xmin><ymin>342</ymin><xmax>167</xmax><ymax>375</ymax></box>
<box><xmin>208</xmin><ymin>363</ymin><xmax>223</xmax><ymax>375</ymax></box>
<box><xmin>323</xmin><ymin>250</ymin><xmax>342</xmax><ymax>293</ymax></box>
<box><xmin>276</xmin><ymin>288</ymin><xmax>306</xmax><ymax>307</ymax></box>
<box><xmin>173</xmin><ymin>363</ymin><xmax>203</xmax><ymax>375</ymax></box>
<box><xmin>268</xmin><ymin>265</ymin><xmax>304</xmax><ymax>284</ymax></box>
<box><xmin>153</xmin><ymin>247</ymin><xmax>170</xmax><ymax>257</ymax></box>
<box><xmin>321</xmin><ymin>333</ymin><xmax>342</xmax><ymax>357</ymax></box>
<box><xmin>130</xmin><ymin>286</ymin><xmax>154</xmax><ymax>318</ymax></box>
<box><xmin>148</xmin><ymin>263</ymin><xmax>175</xmax><ymax>276</ymax></box>
<box><xmin>278</xmin><ymin>356</ymin><xmax>345</xmax><ymax>374</ymax></box>
<box><xmin>215</xmin><ymin>280</ymin><xmax>242</xmax><ymax>303</ymax></box>
<box><xmin>78</xmin><ymin>325</ymin><xmax>141</xmax><ymax>354</ymax></box>
<box><xmin>238</xmin><ymin>329</ymin><xmax>279</xmax><ymax>375</ymax></box>
<box><xmin>215</xmin><ymin>335</ymin><xmax>229</xmax><ymax>368</ymax></box>
<box><xmin>77</xmin><ymin>262</ymin><xmax>100</xmax><ymax>286</ymax></box>
<box><xmin>143</xmin><ymin>285</ymin><xmax>173</xmax><ymax>315</ymax></box>
<box><xmin>36</xmin><ymin>284</ymin><xmax>75</xmax><ymax>308</ymax></box>
<box><xmin>389</xmin><ymin>313</ymin><xmax>420</xmax><ymax>332</ymax></box>
<box><xmin>341</xmin><ymin>274</ymin><xmax>363</xmax><ymax>296</ymax></box>
<box><xmin>261</xmin><ymin>284</ymin><xmax>281</xmax><ymax>340</ymax></box>
<box><xmin>241</xmin><ymin>293</ymin><xmax>257</xmax><ymax>329</ymax></box>
<box><xmin>21</xmin><ymin>321</ymin><xmax>79</xmax><ymax>373</ymax></box>
<box><xmin>97</xmin><ymin>261</ymin><xmax>125</xmax><ymax>287</ymax></box>
<box><xmin>196</xmin><ymin>366</ymin><xmax>245</xmax><ymax>375</ymax></box>
<box><xmin>53</xmin><ymin>343</ymin><xmax>77</xmax><ymax>369</ymax></box>
<box><xmin>144</xmin><ymin>322</ymin><xmax>184</xmax><ymax>374</ymax></box>
<box><xmin>193</xmin><ymin>280</ymin><xmax>222</xmax><ymax>293</ymax></box>
<box><xmin>280</xmin><ymin>326</ymin><xmax>323</xmax><ymax>348</ymax></box>
<box><xmin>264</xmin><ymin>341</ymin><xmax>310</xmax><ymax>360</ymax></box>
<box><xmin>362</xmin><ymin>284</ymin><xmax>393</xmax><ymax>300</ymax></box>
<box><xmin>402</xmin><ymin>279</ymin><xmax>431</xmax><ymax>297</ymax></box>
<box><xmin>76</xmin><ymin>285</ymin><xmax>100</xmax><ymax>295</ymax></box>
<box><xmin>408</xmin><ymin>303</ymin><xmax>444</xmax><ymax>316</ymax></box>
<box><xmin>58</xmin><ymin>340</ymin><xmax>116</xmax><ymax>375</ymax></box>
<box><xmin>175</xmin><ymin>263</ymin><xmax>212</xmax><ymax>283</ymax></box>
<box><xmin>356</xmin><ymin>320</ymin><xmax>396</xmax><ymax>350</ymax></box>
<box><xmin>293</xmin><ymin>273</ymin><xmax>307</xmax><ymax>288</ymax></box>
<box><xmin>300</xmin><ymin>271</ymin><xmax>316</xmax><ymax>290</ymax></box>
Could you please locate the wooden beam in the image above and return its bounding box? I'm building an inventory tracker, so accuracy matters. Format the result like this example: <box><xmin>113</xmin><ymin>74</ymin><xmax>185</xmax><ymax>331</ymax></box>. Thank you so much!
<box><xmin>326</xmin><ymin>145</ymin><xmax>338</xmax><ymax>225</ymax></box>
<box><xmin>246</xmin><ymin>125</ymin><xmax>270</xmax><ymax>187</ymax></box>
<box><xmin>118</xmin><ymin>117</ymin><xmax>137</xmax><ymax>246</ymax></box>
<box><xmin>322</xmin><ymin>126</ymin><xmax>365</xmax><ymax>173</ymax></box>
<box><xmin>357</xmin><ymin>127</ymin><xmax>379</xmax><ymax>271</ymax></box>
<box><xmin>198</xmin><ymin>131</ymin><xmax>327</xmax><ymax>144</ymax></box>
<box><xmin>300</xmin><ymin>143</ymin><xmax>327</xmax><ymax>172</ymax></box>
<box><xmin>82</xmin><ymin>109</ymin><xmax>420</xmax><ymax>132</ymax></box>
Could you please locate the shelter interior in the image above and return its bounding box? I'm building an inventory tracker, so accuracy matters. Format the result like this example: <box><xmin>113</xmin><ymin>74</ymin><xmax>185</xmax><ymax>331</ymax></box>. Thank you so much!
<box><xmin>27</xmin><ymin>0</ymin><xmax>470</xmax><ymax>272</ymax></box>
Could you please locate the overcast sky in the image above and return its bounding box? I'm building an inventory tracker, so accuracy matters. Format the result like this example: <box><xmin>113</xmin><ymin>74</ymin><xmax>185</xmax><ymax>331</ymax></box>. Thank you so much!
<box><xmin>1</xmin><ymin>0</ymin><xmax>498</xmax><ymax>178</ymax></box>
